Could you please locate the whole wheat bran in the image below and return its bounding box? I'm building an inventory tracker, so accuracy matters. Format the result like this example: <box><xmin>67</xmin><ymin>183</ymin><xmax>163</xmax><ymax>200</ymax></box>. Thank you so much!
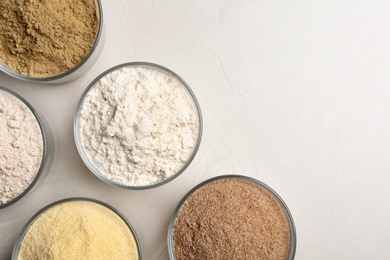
<box><xmin>0</xmin><ymin>0</ymin><xmax>99</xmax><ymax>78</ymax></box>
<box><xmin>173</xmin><ymin>178</ymin><xmax>291</xmax><ymax>260</ymax></box>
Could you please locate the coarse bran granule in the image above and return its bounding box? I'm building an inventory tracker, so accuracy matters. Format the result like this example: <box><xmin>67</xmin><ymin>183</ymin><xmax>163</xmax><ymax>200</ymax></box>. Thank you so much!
<box><xmin>0</xmin><ymin>88</ymin><xmax>43</xmax><ymax>206</ymax></box>
<box><xmin>17</xmin><ymin>200</ymin><xmax>139</xmax><ymax>260</ymax></box>
<box><xmin>78</xmin><ymin>64</ymin><xmax>200</xmax><ymax>187</ymax></box>
<box><xmin>0</xmin><ymin>0</ymin><xmax>99</xmax><ymax>78</ymax></box>
<box><xmin>172</xmin><ymin>177</ymin><xmax>291</xmax><ymax>260</ymax></box>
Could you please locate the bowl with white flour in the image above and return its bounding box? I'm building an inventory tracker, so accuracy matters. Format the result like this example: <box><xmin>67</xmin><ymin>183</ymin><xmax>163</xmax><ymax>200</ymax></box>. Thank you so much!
<box><xmin>0</xmin><ymin>86</ymin><xmax>47</xmax><ymax>209</ymax></box>
<box><xmin>74</xmin><ymin>62</ymin><xmax>202</xmax><ymax>189</ymax></box>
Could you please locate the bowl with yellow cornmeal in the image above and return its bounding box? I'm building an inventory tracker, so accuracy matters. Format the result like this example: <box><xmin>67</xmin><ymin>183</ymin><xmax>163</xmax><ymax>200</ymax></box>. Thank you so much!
<box><xmin>0</xmin><ymin>0</ymin><xmax>104</xmax><ymax>84</ymax></box>
<box><xmin>12</xmin><ymin>198</ymin><xmax>141</xmax><ymax>260</ymax></box>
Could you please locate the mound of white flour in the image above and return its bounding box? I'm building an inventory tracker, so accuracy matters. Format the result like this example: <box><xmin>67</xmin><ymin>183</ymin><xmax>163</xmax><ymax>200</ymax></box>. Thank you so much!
<box><xmin>78</xmin><ymin>65</ymin><xmax>200</xmax><ymax>186</ymax></box>
<box><xmin>0</xmin><ymin>89</ymin><xmax>43</xmax><ymax>205</ymax></box>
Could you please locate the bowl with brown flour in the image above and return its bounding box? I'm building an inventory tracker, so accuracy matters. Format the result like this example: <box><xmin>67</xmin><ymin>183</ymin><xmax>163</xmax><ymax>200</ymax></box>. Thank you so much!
<box><xmin>74</xmin><ymin>62</ymin><xmax>202</xmax><ymax>189</ymax></box>
<box><xmin>0</xmin><ymin>0</ymin><xmax>104</xmax><ymax>84</ymax></box>
<box><xmin>0</xmin><ymin>86</ymin><xmax>48</xmax><ymax>209</ymax></box>
<box><xmin>168</xmin><ymin>175</ymin><xmax>297</xmax><ymax>260</ymax></box>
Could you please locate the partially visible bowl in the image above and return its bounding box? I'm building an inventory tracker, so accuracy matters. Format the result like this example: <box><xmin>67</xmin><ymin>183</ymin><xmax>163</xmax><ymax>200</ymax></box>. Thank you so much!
<box><xmin>12</xmin><ymin>197</ymin><xmax>142</xmax><ymax>260</ymax></box>
<box><xmin>0</xmin><ymin>0</ymin><xmax>104</xmax><ymax>84</ymax></box>
<box><xmin>0</xmin><ymin>86</ymin><xmax>48</xmax><ymax>209</ymax></box>
<box><xmin>168</xmin><ymin>175</ymin><xmax>297</xmax><ymax>260</ymax></box>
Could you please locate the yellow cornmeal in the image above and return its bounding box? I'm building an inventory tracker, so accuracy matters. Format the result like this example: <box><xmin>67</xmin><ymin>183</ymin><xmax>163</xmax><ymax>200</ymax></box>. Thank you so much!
<box><xmin>17</xmin><ymin>200</ymin><xmax>138</xmax><ymax>260</ymax></box>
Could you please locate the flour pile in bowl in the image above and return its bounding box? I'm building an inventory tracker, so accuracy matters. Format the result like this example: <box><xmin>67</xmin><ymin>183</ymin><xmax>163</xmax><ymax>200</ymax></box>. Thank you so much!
<box><xmin>0</xmin><ymin>89</ymin><xmax>43</xmax><ymax>206</ymax></box>
<box><xmin>78</xmin><ymin>65</ymin><xmax>200</xmax><ymax>187</ymax></box>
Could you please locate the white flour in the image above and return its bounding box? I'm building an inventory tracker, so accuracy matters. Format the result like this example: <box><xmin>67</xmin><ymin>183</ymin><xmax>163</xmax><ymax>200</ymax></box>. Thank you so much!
<box><xmin>0</xmin><ymin>89</ymin><xmax>43</xmax><ymax>205</ymax></box>
<box><xmin>78</xmin><ymin>65</ymin><xmax>200</xmax><ymax>186</ymax></box>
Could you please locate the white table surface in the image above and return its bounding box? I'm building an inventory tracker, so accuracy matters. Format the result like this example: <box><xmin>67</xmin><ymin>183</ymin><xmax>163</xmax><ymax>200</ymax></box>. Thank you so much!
<box><xmin>2</xmin><ymin>0</ymin><xmax>390</xmax><ymax>259</ymax></box>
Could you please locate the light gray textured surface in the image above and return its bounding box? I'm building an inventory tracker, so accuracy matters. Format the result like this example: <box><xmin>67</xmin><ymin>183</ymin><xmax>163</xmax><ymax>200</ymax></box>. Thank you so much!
<box><xmin>2</xmin><ymin>0</ymin><xmax>390</xmax><ymax>259</ymax></box>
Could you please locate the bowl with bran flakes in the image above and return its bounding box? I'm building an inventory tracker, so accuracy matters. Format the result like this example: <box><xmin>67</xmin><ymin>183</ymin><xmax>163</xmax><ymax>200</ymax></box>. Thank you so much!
<box><xmin>168</xmin><ymin>175</ymin><xmax>297</xmax><ymax>260</ymax></box>
<box><xmin>0</xmin><ymin>0</ymin><xmax>104</xmax><ymax>84</ymax></box>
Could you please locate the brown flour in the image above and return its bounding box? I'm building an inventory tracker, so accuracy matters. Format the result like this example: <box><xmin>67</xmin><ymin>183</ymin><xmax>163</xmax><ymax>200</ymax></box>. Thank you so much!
<box><xmin>173</xmin><ymin>178</ymin><xmax>291</xmax><ymax>260</ymax></box>
<box><xmin>0</xmin><ymin>0</ymin><xmax>99</xmax><ymax>78</ymax></box>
